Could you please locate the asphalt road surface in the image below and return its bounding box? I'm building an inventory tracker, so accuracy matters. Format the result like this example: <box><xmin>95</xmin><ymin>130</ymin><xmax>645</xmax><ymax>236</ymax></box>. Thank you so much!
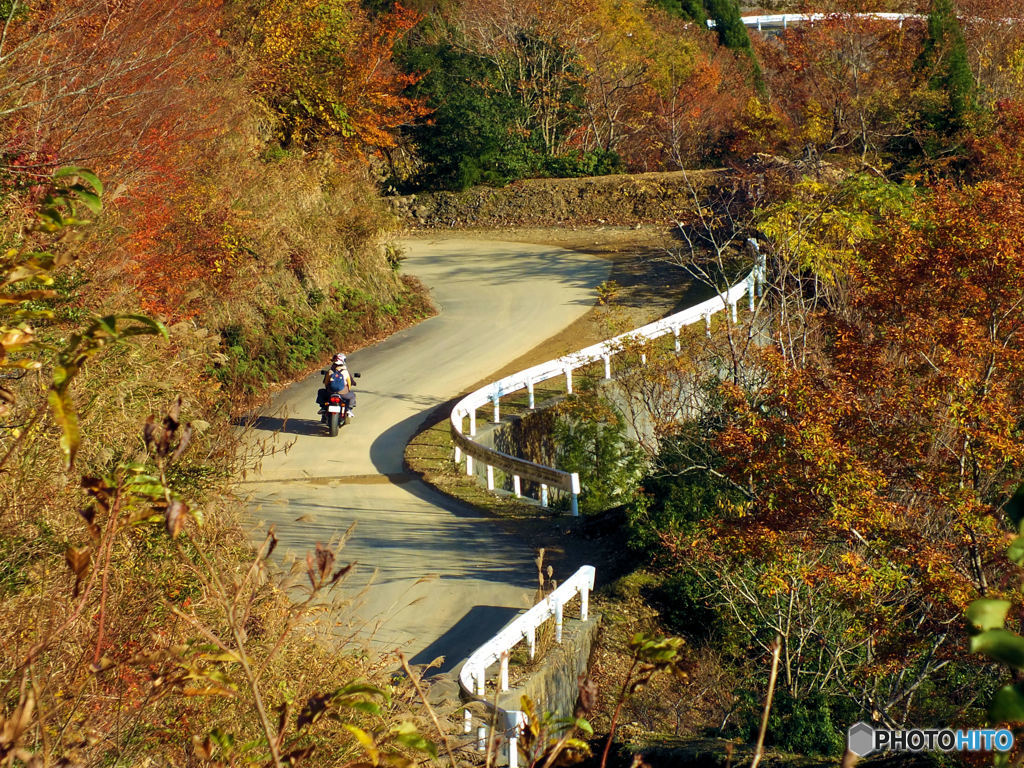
<box><xmin>240</xmin><ymin>238</ymin><xmax>609</xmax><ymax>670</ymax></box>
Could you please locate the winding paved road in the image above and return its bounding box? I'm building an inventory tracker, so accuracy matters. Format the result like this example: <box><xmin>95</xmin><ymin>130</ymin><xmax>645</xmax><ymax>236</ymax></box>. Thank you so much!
<box><xmin>240</xmin><ymin>238</ymin><xmax>609</xmax><ymax>670</ymax></box>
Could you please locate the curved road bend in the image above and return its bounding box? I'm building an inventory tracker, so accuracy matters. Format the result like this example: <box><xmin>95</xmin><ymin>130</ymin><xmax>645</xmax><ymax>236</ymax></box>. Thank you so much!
<box><xmin>240</xmin><ymin>238</ymin><xmax>610</xmax><ymax>669</ymax></box>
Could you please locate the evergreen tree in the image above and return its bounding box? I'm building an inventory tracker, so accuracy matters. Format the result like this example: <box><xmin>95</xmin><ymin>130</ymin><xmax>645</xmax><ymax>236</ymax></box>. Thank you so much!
<box><xmin>919</xmin><ymin>0</ymin><xmax>974</xmax><ymax>131</ymax></box>
<box><xmin>705</xmin><ymin>0</ymin><xmax>764</xmax><ymax>93</ymax></box>
<box><xmin>705</xmin><ymin>0</ymin><xmax>748</xmax><ymax>51</ymax></box>
<box><xmin>400</xmin><ymin>45</ymin><xmax>528</xmax><ymax>190</ymax></box>
<box><xmin>652</xmin><ymin>0</ymin><xmax>707</xmax><ymax>26</ymax></box>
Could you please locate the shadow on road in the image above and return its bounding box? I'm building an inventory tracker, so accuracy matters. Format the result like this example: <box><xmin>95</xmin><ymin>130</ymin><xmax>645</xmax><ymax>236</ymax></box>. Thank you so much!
<box><xmin>354</xmin><ymin>389</ymin><xmax>442</xmax><ymax>409</ymax></box>
<box><xmin>368</xmin><ymin>404</ymin><xmax>436</xmax><ymax>476</ymax></box>
<box><xmin>407</xmin><ymin>245</ymin><xmax>609</xmax><ymax>307</ymax></box>
<box><xmin>410</xmin><ymin>605</ymin><xmax>523</xmax><ymax>674</ymax></box>
<box><xmin>238</xmin><ymin>414</ymin><xmax>329</xmax><ymax>437</ymax></box>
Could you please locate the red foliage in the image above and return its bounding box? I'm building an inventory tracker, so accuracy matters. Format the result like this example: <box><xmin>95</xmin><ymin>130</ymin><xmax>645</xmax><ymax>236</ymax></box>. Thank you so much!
<box><xmin>0</xmin><ymin>0</ymin><xmax>238</xmax><ymax>318</ymax></box>
<box><xmin>712</xmin><ymin>179</ymin><xmax>1024</xmax><ymax>613</ymax></box>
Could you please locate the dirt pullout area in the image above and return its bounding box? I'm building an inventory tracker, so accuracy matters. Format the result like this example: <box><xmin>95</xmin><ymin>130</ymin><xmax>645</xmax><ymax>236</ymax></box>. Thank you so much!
<box><xmin>389</xmin><ymin>170</ymin><xmax>720</xmax><ymax>229</ymax></box>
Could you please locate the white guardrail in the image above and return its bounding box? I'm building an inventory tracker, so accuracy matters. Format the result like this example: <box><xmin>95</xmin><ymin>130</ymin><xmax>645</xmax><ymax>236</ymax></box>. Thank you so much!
<box><xmin>449</xmin><ymin>241</ymin><xmax>766</xmax><ymax>515</ymax></box>
<box><xmin>459</xmin><ymin>565</ymin><xmax>596</xmax><ymax>768</ymax></box>
<box><xmin>720</xmin><ymin>12</ymin><xmax>920</xmax><ymax>31</ymax></box>
<box><xmin>454</xmin><ymin>244</ymin><xmax>762</xmax><ymax>765</ymax></box>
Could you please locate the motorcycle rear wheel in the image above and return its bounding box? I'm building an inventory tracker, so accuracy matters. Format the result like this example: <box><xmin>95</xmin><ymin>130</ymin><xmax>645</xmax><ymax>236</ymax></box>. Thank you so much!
<box><xmin>328</xmin><ymin>412</ymin><xmax>339</xmax><ymax>437</ymax></box>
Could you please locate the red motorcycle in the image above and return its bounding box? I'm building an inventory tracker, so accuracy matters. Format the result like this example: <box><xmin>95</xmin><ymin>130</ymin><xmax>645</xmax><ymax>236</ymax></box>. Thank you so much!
<box><xmin>319</xmin><ymin>370</ymin><xmax>360</xmax><ymax>437</ymax></box>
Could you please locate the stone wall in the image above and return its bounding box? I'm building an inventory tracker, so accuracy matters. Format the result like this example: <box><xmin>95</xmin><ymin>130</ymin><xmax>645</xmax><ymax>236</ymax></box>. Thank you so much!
<box><xmin>497</xmin><ymin>614</ymin><xmax>601</xmax><ymax>721</ymax></box>
<box><xmin>389</xmin><ymin>170</ymin><xmax>719</xmax><ymax>229</ymax></box>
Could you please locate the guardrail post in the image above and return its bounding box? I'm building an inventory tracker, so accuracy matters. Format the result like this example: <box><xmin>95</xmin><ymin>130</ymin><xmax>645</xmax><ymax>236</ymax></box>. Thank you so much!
<box><xmin>748</xmin><ymin>272</ymin><xmax>755</xmax><ymax>312</ymax></box>
<box><xmin>603</xmin><ymin>354</ymin><xmax>611</xmax><ymax>379</ymax></box>
<box><xmin>500</xmin><ymin>649</ymin><xmax>510</xmax><ymax>692</ymax></box>
<box><xmin>508</xmin><ymin>711</ymin><xmax>526</xmax><ymax>768</ymax></box>
<box><xmin>581</xmin><ymin>584</ymin><xmax>589</xmax><ymax>621</ymax></box>
<box><xmin>527</xmin><ymin>380</ymin><xmax>535</xmax><ymax>409</ymax></box>
<box><xmin>491</xmin><ymin>394</ymin><xmax>500</xmax><ymax>423</ymax></box>
<box><xmin>527</xmin><ymin>626</ymin><xmax>536</xmax><ymax>659</ymax></box>
<box><xmin>565</xmin><ymin>368</ymin><xmax>573</xmax><ymax>394</ymax></box>
<box><xmin>513</xmin><ymin>475</ymin><xmax>521</xmax><ymax>497</ymax></box>
<box><xmin>555</xmin><ymin>597</ymin><xmax>563</xmax><ymax>643</ymax></box>
<box><xmin>674</xmin><ymin>328</ymin><xmax>681</xmax><ymax>352</ymax></box>
<box><xmin>731</xmin><ymin>300</ymin><xmax>738</xmax><ymax>323</ymax></box>
<box><xmin>475</xmin><ymin>668</ymin><xmax>487</xmax><ymax>754</ymax></box>
<box><xmin>454</xmin><ymin>416</ymin><xmax>462</xmax><ymax>463</ymax></box>
<box><xmin>570</xmin><ymin>472</ymin><xmax>581</xmax><ymax>517</ymax></box>
<box><xmin>464</xmin><ymin>708</ymin><xmax>472</xmax><ymax>734</ymax></box>
<box><xmin>487</xmin><ymin>465</ymin><xmax>494</xmax><ymax>491</ymax></box>
<box><xmin>466</xmin><ymin>455</ymin><xmax>474</xmax><ymax>475</ymax></box>
<box><xmin>541</xmin><ymin>484</ymin><xmax>549</xmax><ymax>508</ymax></box>
<box><xmin>704</xmin><ymin>312</ymin><xmax>711</xmax><ymax>337</ymax></box>
<box><xmin>469</xmin><ymin>409</ymin><xmax>477</xmax><ymax>436</ymax></box>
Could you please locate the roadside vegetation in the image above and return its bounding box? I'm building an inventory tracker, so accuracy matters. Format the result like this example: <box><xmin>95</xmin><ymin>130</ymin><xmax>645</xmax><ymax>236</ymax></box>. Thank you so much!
<box><xmin>4</xmin><ymin>0</ymin><xmax>1024</xmax><ymax>765</ymax></box>
<box><xmin>0</xmin><ymin>0</ymin><xmax>435</xmax><ymax>764</ymax></box>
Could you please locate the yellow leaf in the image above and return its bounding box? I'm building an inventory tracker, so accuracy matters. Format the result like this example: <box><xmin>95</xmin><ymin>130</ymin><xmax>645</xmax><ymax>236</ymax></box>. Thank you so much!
<box><xmin>344</xmin><ymin>724</ymin><xmax>380</xmax><ymax>766</ymax></box>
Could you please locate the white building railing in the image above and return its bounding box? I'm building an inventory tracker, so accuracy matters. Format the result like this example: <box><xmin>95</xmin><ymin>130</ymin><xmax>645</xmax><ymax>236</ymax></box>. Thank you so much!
<box><xmin>450</xmin><ymin>242</ymin><xmax>766</xmax><ymax>515</ymax></box>
<box><xmin>459</xmin><ymin>565</ymin><xmax>596</xmax><ymax>768</ymax></box>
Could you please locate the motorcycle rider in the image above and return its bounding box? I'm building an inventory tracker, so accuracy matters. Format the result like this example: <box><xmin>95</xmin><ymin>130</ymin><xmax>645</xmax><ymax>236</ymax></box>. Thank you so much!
<box><xmin>317</xmin><ymin>352</ymin><xmax>356</xmax><ymax>419</ymax></box>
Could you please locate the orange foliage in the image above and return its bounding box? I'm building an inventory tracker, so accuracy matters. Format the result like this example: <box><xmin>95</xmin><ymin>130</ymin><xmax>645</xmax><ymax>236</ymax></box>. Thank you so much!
<box><xmin>0</xmin><ymin>0</ymin><xmax>240</xmax><ymax>318</ymax></box>
<box><xmin>708</xmin><ymin>178</ymin><xmax>1024</xmax><ymax>622</ymax></box>
<box><xmin>244</xmin><ymin>0</ymin><xmax>428</xmax><ymax>151</ymax></box>
<box><xmin>756</xmin><ymin>13</ymin><xmax>924</xmax><ymax>160</ymax></box>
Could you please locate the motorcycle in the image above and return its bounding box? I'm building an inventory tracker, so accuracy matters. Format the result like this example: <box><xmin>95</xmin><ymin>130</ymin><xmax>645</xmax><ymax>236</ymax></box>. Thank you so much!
<box><xmin>319</xmin><ymin>370</ymin><xmax>360</xmax><ymax>436</ymax></box>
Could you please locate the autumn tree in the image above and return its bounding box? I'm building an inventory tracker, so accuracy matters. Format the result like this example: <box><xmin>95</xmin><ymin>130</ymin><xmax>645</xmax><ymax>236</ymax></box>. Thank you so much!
<box><xmin>641</xmin><ymin>41</ymin><xmax>748</xmax><ymax>169</ymax></box>
<box><xmin>957</xmin><ymin>0</ymin><xmax>1024</xmax><ymax>105</ymax></box>
<box><xmin>757</xmin><ymin>14</ymin><xmax>923</xmax><ymax>168</ymax></box>
<box><xmin>573</xmin><ymin>0</ymin><xmax>660</xmax><ymax>159</ymax></box>
<box><xmin>0</xmin><ymin>0</ymin><xmax>224</xmax><ymax>182</ymax></box>
<box><xmin>238</xmin><ymin>0</ymin><xmax>426</xmax><ymax>151</ymax></box>
<box><xmin>449</xmin><ymin>0</ymin><xmax>589</xmax><ymax>158</ymax></box>
<box><xmin>705</xmin><ymin>0</ymin><xmax>763</xmax><ymax>92</ymax></box>
<box><xmin>627</xmin><ymin>163</ymin><xmax>1024</xmax><ymax>737</ymax></box>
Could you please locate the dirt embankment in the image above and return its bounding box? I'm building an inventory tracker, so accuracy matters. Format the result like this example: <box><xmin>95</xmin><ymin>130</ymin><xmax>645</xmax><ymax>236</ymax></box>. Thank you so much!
<box><xmin>389</xmin><ymin>169</ymin><xmax>721</xmax><ymax>228</ymax></box>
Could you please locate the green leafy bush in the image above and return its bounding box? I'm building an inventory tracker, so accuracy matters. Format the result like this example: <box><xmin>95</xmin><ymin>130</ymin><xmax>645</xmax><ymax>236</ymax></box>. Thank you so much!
<box><xmin>400</xmin><ymin>44</ymin><xmax>529</xmax><ymax>190</ymax></box>
<box><xmin>740</xmin><ymin>690</ymin><xmax>855</xmax><ymax>757</ymax></box>
<box><xmin>552</xmin><ymin>394</ymin><xmax>645</xmax><ymax>515</ymax></box>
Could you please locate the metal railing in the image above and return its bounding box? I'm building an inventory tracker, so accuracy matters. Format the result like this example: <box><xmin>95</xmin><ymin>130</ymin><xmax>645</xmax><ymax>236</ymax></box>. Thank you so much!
<box><xmin>459</xmin><ymin>565</ymin><xmax>596</xmax><ymax>768</ymax></box>
<box><xmin>449</xmin><ymin>243</ymin><xmax>766</xmax><ymax>515</ymax></box>
<box><xmin>711</xmin><ymin>12</ymin><xmax>921</xmax><ymax>31</ymax></box>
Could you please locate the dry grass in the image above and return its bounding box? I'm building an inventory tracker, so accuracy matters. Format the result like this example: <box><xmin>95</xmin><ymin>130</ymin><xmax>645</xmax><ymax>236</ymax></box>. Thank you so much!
<box><xmin>586</xmin><ymin>574</ymin><xmax>738</xmax><ymax>748</ymax></box>
<box><xmin>0</xmin><ymin>88</ymin><xmax>437</xmax><ymax>768</ymax></box>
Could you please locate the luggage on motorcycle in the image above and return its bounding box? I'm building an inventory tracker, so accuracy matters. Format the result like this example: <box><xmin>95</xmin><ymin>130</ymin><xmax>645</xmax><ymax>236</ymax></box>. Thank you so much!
<box><xmin>326</xmin><ymin>368</ymin><xmax>348</xmax><ymax>393</ymax></box>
